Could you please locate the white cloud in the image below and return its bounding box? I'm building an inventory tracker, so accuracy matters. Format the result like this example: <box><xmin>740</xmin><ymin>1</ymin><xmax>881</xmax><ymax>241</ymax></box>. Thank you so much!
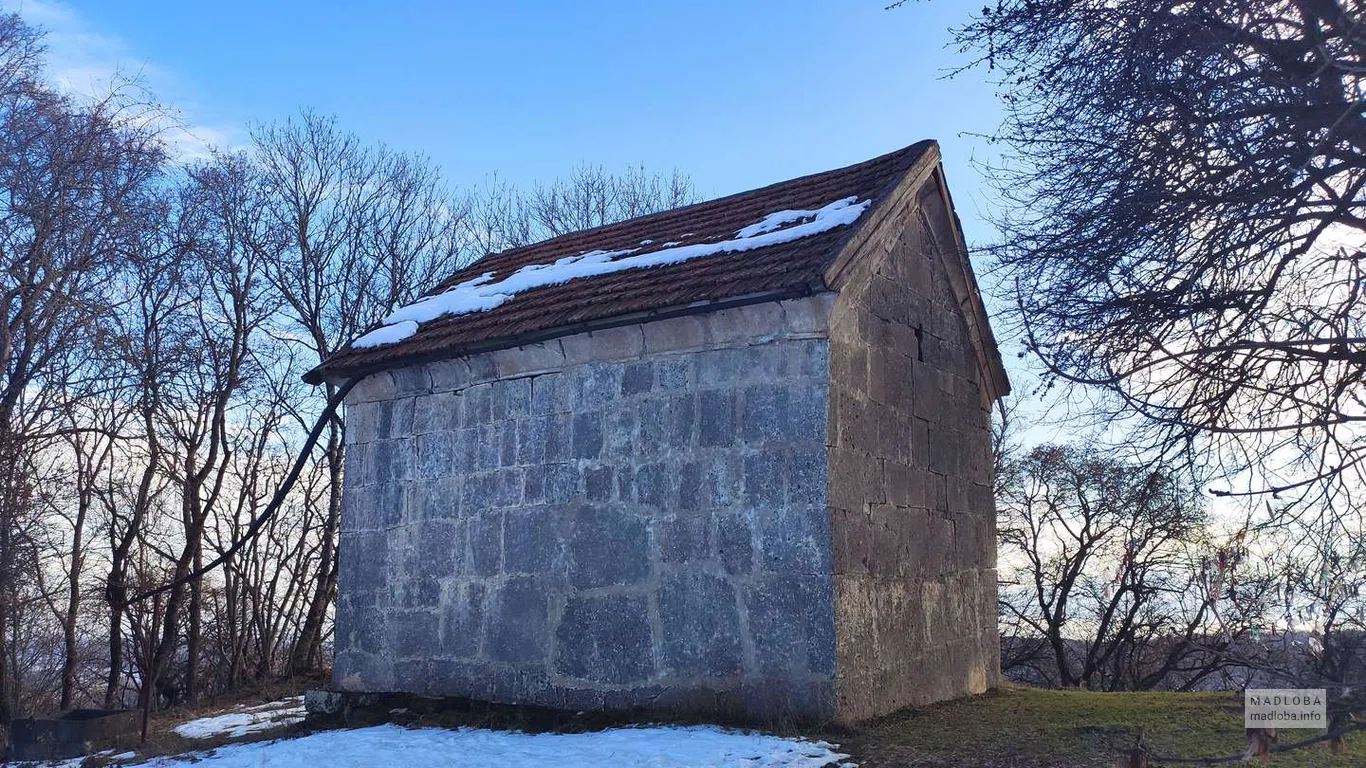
<box><xmin>13</xmin><ymin>0</ymin><xmax>243</xmax><ymax>159</ymax></box>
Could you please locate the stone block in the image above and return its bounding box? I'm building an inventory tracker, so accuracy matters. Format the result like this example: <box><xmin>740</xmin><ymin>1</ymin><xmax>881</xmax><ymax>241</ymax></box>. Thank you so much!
<box><xmin>530</xmin><ymin>373</ymin><xmax>569</xmax><ymax>414</ymax></box>
<box><xmin>715</xmin><ymin>511</ymin><xmax>754</xmax><ymax>575</ymax></box>
<box><xmin>735</xmin><ymin>345</ymin><xmax>788</xmax><ymax>383</ymax></box>
<box><xmin>543</xmin><ymin>463</ymin><xmax>579</xmax><ymax>504</ymax></box>
<box><xmin>658</xmin><ymin>572</ymin><xmax>743</xmax><ymax>677</ymax></box>
<box><xmin>567</xmin><ymin>505</ymin><xmax>649</xmax><ymax>589</ymax></box>
<box><xmin>544</xmin><ymin>413</ymin><xmax>573</xmax><ymax>463</ymax></box>
<box><xmin>709</xmin><ymin>302</ymin><xmax>783</xmax><ymax>344</ymax></box>
<box><xmin>503</xmin><ymin>507</ymin><xmax>562</xmax><ymax>575</ymax></box>
<box><xmin>657</xmin><ymin>510</ymin><xmax>711</xmax><ymax>563</ymax></box>
<box><xmin>493</xmin><ymin>341</ymin><xmax>565</xmax><ymax>377</ymax></box>
<box><xmin>694</xmin><ymin>348</ymin><xmax>742</xmax><ymax>388</ymax></box>
<box><xmin>602</xmin><ymin>408</ymin><xmax>635</xmax><ymax>460</ymax></box>
<box><xmin>345</xmin><ymin>402</ymin><xmax>378</xmax><ymax>445</ymax></box>
<box><xmin>392</xmin><ymin>659</ymin><xmax>432</xmax><ymax>692</ymax></box>
<box><xmin>335</xmin><ymin>651</ymin><xmax>393</xmax><ymax>692</ymax></box>
<box><xmin>667</xmin><ymin>395</ymin><xmax>696</xmax><ymax>449</ymax></box>
<box><xmin>779</xmin><ymin>294</ymin><xmax>836</xmax><ymax>335</ymax></box>
<box><xmin>413</xmin><ymin>392</ymin><xmax>460</xmax><ymax>434</ymax></box>
<box><xmin>796</xmin><ymin>341</ymin><xmax>830</xmax><ymax>379</ymax></box>
<box><xmin>634</xmin><ymin>463</ymin><xmax>670</xmax><ymax>507</ymax></box>
<box><xmin>343</xmin><ymin>442</ymin><xmax>369</xmax><ymax>487</ymax></box>
<box><xmin>787</xmin><ymin>448</ymin><xmax>827</xmax><ymax>506</ymax></box>
<box><xmin>467</xmin><ymin>512</ymin><xmax>503</xmax><ymax>577</ymax></box>
<box><xmin>440</xmin><ymin>583</ymin><xmax>486</xmax><ymax>659</ymax></box>
<box><xmin>787</xmin><ymin>384</ymin><xmax>828</xmax><ymax>443</ymax></box>
<box><xmin>743</xmin><ymin>450</ymin><xmax>785</xmax><ymax>508</ymax></box>
<box><xmin>656</xmin><ymin>357</ymin><xmax>690</xmax><ymax>390</ymax></box>
<box><xmin>642</xmin><ymin>314</ymin><xmax>709</xmax><ymax>354</ymax></box>
<box><xmin>377</xmin><ymin>398</ymin><xmax>415</xmax><ymax>441</ymax></box>
<box><xmin>570</xmin><ymin>364</ymin><xmax>621</xmax><ymax>409</ymax></box>
<box><xmin>494</xmin><ymin>467</ymin><xmax>524</xmax><ymax>507</ymax></box>
<box><xmin>391</xmin><ymin>366</ymin><xmax>432</xmax><ymax>397</ymax></box>
<box><xmin>485</xmin><ymin>577</ymin><xmax>550</xmax><ymax>665</ymax></box>
<box><xmin>416</xmin><ymin>431</ymin><xmax>455</xmax><ymax>480</ymax></box>
<box><xmin>678</xmin><ymin>457</ymin><xmax>737</xmax><ymax>510</ymax></box>
<box><xmin>475</xmin><ymin>424</ymin><xmax>501</xmax><ymax>471</ymax></box>
<box><xmin>561</xmin><ymin>326</ymin><xmax>644</xmax><ymax>365</ymax></box>
<box><xmin>428</xmin><ymin>358</ymin><xmax>471</xmax><ymax>392</ymax></box>
<box><xmin>462</xmin><ymin>384</ymin><xmax>493</xmax><ymax>426</ymax></box>
<box><xmin>571</xmin><ymin>411</ymin><xmax>604</xmax><ymax>459</ymax></box>
<box><xmin>697</xmin><ymin>390</ymin><xmax>736</xmax><ymax>447</ymax></box>
<box><xmin>348</xmin><ymin>371</ymin><xmax>395</xmax><ymax>404</ymax></box>
<box><xmin>338</xmin><ymin>529</ymin><xmax>387</xmax><ymax>594</ymax></box>
<box><xmin>388</xmin><ymin>610</ymin><xmax>438</xmax><ymax>659</ymax></box>
<box><xmin>466</xmin><ymin>353</ymin><xmax>497</xmax><ymax>384</ymax></box>
<box><xmin>391</xmin><ymin>576</ymin><xmax>441</xmax><ymax>610</ymax></box>
<box><xmin>370</xmin><ymin>482</ymin><xmax>406</xmax><ymax>529</ymax></box>
<box><xmin>492</xmin><ymin>377</ymin><xmax>532</xmax><ymax>420</ymax></box>
<box><xmin>887</xmin><ymin>462</ymin><xmax>927</xmax><ymax>508</ymax></box>
<box><xmin>745</xmin><ymin>574</ymin><xmax>836</xmax><ymax>676</ymax></box>
<box><xmin>554</xmin><ymin>594</ymin><xmax>654</xmax><ymax>684</ymax></box>
<box><xmin>499</xmin><ymin>423</ymin><xmax>519</xmax><ymax>467</ymax></box>
<box><xmin>584</xmin><ymin>466</ymin><xmax>614</xmax><ymax>502</ymax></box>
<box><xmin>741</xmin><ymin>386</ymin><xmax>788</xmax><ymax>444</ymax></box>
<box><xmin>418</xmin><ymin>520</ymin><xmax>459</xmax><ymax>573</ymax></box>
<box><xmin>759</xmin><ymin>506</ymin><xmax>832</xmax><ymax>574</ymax></box>
<box><xmin>516</xmin><ymin>416</ymin><xmax>550</xmax><ymax>466</ymax></box>
<box><xmin>621</xmin><ymin>361</ymin><xmax>654</xmax><ymax>396</ymax></box>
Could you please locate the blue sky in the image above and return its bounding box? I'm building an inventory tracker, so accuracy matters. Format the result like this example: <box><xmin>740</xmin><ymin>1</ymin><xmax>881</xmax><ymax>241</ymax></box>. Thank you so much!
<box><xmin>17</xmin><ymin>0</ymin><xmax>1078</xmax><ymax>439</ymax></box>
<box><xmin>17</xmin><ymin>0</ymin><xmax>1003</xmax><ymax>242</ymax></box>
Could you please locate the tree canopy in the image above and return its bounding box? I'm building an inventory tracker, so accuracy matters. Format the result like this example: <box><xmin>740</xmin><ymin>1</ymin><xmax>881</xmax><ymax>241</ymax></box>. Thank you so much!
<box><xmin>948</xmin><ymin>0</ymin><xmax>1366</xmax><ymax>500</ymax></box>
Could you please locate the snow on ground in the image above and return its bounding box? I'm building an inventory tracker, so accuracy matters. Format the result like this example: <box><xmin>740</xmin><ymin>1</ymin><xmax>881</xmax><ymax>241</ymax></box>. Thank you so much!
<box><xmin>142</xmin><ymin>723</ymin><xmax>855</xmax><ymax>768</ymax></box>
<box><xmin>350</xmin><ymin>196</ymin><xmax>872</xmax><ymax>348</ymax></box>
<box><xmin>171</xmin><ymin>696</ymin><xmax>306</xmax><ymax>739</ymax></box>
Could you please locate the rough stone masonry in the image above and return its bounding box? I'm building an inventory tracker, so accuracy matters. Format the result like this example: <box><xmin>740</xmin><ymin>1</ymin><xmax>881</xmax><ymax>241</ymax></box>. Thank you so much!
<box><xmin>327</xmin><ymin>144</ymin><xmax>1004</xmax><ymax>724</ymax></box>
<box><xmin>336</xmin><ymin>298</ymin><xmax>840</xmax><ymax>720</ymax></box>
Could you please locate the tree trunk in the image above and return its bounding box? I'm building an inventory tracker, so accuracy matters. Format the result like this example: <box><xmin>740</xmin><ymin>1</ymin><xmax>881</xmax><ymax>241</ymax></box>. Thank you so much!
<box><xmin>59</xmin><ymin>498</ymin><xmax>86</xmax><ymax>710</ymax></box>
<box><xmin>289</xmin><ymin>423</ymin><xmax>343</xmax><ymax>675</ymax></box>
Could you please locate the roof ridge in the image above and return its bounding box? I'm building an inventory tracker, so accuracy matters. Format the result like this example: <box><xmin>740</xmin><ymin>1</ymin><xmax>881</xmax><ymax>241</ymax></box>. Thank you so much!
<box><xmin>433</xmin><ymin>140</ymin><xmax>936</xmax><ymax>292</ymax></box>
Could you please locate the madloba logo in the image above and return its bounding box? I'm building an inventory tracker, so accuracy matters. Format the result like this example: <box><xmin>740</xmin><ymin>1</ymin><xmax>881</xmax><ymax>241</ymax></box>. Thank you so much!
<box><xmin>1244</xmin><ymin>689</ymin><xmax>1327</xmax><ymax>728</ymax></box>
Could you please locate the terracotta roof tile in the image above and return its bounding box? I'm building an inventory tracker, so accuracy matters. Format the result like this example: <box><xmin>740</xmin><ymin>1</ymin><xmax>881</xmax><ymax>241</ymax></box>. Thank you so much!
<box><xmin>306</xmin><ymin>140</ymin><xmax>933</xmax><ymax>383</ymax></box>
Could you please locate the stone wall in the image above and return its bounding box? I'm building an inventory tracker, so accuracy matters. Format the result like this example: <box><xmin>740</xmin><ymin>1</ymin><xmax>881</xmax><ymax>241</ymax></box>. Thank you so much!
<box><xmin>334</xmin><ymin>297</ymin><xmax>842</xmax><ymax>721</ymax></box>
<box><xmin>825</xmin><ymin>177</ymin><xmax>999</xmax><ymax>721</ymax></box>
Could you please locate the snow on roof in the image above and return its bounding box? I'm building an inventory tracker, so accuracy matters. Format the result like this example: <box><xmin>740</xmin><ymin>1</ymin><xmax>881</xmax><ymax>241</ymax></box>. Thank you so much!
<box><xmin>351</xmin><ymin>197</ymin><xmax>870</xmax><ymax>349</ymax></box>
<box><xmin>306</xmin><ymin>140</ymin><xmax>938</xmax><ymax>384</ymax></box>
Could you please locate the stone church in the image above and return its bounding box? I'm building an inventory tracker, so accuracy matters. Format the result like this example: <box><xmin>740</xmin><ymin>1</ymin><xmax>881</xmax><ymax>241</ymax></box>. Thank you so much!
<box><xmin>305</xmin><ymin>140</ymin><xmax>1010</xmax><ymax>723</ymax></box>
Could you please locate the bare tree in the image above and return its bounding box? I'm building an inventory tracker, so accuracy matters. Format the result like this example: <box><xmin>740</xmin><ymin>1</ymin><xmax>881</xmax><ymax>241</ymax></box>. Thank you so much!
<box><xmin>527</xmin><ymin>163</ymin><xmax>695</xmax><ymax>238</ymax></box>
<box><xmin>996</xmin><ymin>444</ymin><xmax>1270</xmax><ymax>691</ymax></box>
<box><xmin>0</xmin><ymin>12</ymin><xmax>166</xmax><ymax>720</ymax></box>
<box><xmin>938</xmin><ymin>0</ymin><xmax>1366</xmax><ymax>501</ymax></box>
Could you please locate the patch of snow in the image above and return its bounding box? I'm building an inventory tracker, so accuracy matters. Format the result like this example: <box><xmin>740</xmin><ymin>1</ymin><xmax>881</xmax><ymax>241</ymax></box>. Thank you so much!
<box><xmin>143</xmin><ymin>724</ymin><xmax>854</xmax><ymax>768</ymax></box>
<box><xmin>173</xmin><ymin>698</ymin><xmax>306</xmax><ymax>740</ymax></box>
<box><xmin>348</xmin><ymin>196</ymin><xmax>871</xmax><ymax>349</ymax></box>
<box><xmin>639</xmin><ymin>239</ymin><xmax>654</xmax><ymax>245</ymax></box>
<box><xmin>736</xmin><ymin>204</ymin><xmax>843</xmax><ymax>239</ymax></box>
<box><xmin>351</xmin><ymin>320</ymin><xmax>419</xmax><ymax>349</ymax></box>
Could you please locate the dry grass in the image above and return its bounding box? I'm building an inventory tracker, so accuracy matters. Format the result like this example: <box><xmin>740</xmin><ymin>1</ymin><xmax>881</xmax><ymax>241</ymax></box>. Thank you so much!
<box><xmin>840</xmin><ymin>684</ymin><xmax>1364</xmax><ymax>767</ymax></box>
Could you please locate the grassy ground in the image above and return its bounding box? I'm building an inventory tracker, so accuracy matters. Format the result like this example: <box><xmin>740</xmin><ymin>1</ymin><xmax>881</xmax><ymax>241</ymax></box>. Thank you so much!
<box><xmin>65</xmin><ymin>681</ymin><xmax>1364</xmax><ymax>767</ymax></box>
<box><xmin>80</xmin><ymin>676</ymin><xmax>325</xmax><ymax>764</ymax></box>
<box><xmin>843</xmin><ymin>684</ymin><xmax>1364</xmax><ymax>767</ymax></box>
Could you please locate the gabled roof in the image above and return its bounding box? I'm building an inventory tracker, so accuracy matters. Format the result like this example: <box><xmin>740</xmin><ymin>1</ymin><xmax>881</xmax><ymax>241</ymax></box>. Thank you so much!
<box><xmin>305</xmin><ymin>141</ymin><xmax>937</xmax><ymax>385</ymax></box>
